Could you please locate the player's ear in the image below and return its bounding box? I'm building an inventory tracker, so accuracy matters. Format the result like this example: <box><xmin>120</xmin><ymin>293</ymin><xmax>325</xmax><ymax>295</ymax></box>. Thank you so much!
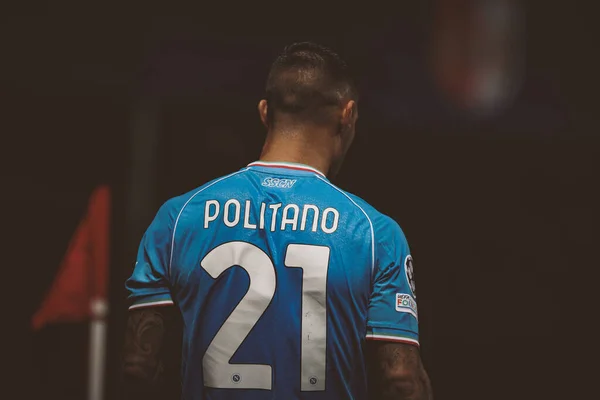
<box><xmin>258</xmin><ymin>99</ymin><xmax>269</xmax><ymax>128</ymax></box>
<box><xmin>340</xmin><ymin>100</ymin><xmax>356</xmax><ymax>132</ymax></box>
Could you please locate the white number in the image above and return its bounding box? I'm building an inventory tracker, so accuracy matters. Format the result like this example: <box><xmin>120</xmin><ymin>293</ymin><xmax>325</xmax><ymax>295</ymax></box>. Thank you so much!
<box><xmin>200</xmin><ymin>242</ymin><xmax>331</xmax><ymax>391</ymax></box>
<box><xmin>201</xmin><ymin>241</ymin><xmax>276</xmax><ymax>389</ymax></box>
<box><xmin>285</xmin><ymin>244</ymin><xmax>330</xmax><ymax>391</ymax></box>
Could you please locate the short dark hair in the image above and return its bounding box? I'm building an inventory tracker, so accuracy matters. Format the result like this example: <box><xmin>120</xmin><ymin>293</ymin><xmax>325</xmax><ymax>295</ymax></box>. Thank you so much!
<box><xmin>265</xmin><ymin>42</ymin><xmax>358</xmax><ymax>125</ymax></box>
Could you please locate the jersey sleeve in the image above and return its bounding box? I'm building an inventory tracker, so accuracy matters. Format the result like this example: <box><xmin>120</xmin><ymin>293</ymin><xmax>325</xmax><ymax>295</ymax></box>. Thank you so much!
<box><xmin>125</xmin><ymin>202</ymin><xmax>176</xmax><ymax>310</ymax></box>
<box><xmin>366</xmin><ymin>217</ymin><xmax>419</xmax><ymax>346</ymax></box>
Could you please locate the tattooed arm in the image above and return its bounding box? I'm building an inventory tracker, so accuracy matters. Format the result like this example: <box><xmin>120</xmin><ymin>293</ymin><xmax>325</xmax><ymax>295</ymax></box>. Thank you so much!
<box><xmin>121</xmin><ymin>306</ymin><xmax>181</xmax><ymax>400</ymax></box>
<box><xmin>368</xmin><ymin>342</ymin><xmax>433</xmax><ymax>400</ymax></box>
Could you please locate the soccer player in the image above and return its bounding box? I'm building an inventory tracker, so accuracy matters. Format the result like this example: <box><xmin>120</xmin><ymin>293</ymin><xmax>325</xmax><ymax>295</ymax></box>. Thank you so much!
<box><xmin>122</xmin><ymin>42</ymin><xmax>432</xmax><ymax>400</ymax></box>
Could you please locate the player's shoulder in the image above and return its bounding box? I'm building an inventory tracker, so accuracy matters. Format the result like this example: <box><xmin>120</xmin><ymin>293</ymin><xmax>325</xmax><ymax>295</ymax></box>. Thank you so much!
<box><xmin>341</xmin><ymin>190</ymin><xmax>410</xmax><ymax>263</ymax></box>
<box><xmin>341</xmin><ymin>189</ymin><xmax>403</xmax><ymax>235</ymax></box>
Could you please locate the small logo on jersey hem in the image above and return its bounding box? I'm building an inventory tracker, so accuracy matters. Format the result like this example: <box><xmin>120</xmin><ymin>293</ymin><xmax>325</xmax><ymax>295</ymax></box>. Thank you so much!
<box><xmin>262</xmin><ymin>177</ymin><xmax>297</xmax><ymax>188</ymax></box>
<box><xmin>396</xmin><ymin>293</ymin><xmax>418</xmax><ymax>319</ymax></box>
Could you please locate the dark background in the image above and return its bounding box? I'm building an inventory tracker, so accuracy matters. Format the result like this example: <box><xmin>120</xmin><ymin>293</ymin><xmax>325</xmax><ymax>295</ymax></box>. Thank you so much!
<box><xmin>4</xmin><ymin>2</ymin><xmax>597</xmax><ymax>399</ymax></box>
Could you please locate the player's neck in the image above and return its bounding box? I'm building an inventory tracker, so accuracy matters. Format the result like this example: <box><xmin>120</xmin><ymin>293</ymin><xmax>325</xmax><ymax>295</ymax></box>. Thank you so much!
<box><xmin>259</xmin><ymin>129</ymin><xmax>334</xmax><ymax>177</ymax></box>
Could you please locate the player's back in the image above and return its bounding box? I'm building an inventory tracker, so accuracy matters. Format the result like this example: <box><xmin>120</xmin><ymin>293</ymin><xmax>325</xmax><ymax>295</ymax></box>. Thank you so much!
<box><xmin>152</xmin><ymin>162</ymin><xmax>377</xmax><ymax>399</ymax></box>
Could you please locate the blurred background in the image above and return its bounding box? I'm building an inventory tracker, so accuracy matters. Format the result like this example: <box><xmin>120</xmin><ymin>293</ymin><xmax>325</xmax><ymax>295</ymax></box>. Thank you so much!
<box><xmin>4</xmin><ymin>1</ymin><xmax>597</xmax><ymax>399</ymax></box>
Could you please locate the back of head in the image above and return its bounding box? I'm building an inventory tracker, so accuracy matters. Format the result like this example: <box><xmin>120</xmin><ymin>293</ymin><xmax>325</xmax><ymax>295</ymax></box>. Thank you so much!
<box><xmin>265</xmin><ymin>42</ymin><xmax>358</xmax><ymax>127</ymax></box>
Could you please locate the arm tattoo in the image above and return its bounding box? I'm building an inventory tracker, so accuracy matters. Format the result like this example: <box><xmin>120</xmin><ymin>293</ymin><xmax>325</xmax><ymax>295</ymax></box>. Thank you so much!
<box><xmin>369</xmin><ymin>342</ymin><xmax>433</xmax><ymax>400</ymax></box>
<box><xmin>122</xmin><ymin>308</ymin><xmax>168</xmax><ymax>399</ymax></box>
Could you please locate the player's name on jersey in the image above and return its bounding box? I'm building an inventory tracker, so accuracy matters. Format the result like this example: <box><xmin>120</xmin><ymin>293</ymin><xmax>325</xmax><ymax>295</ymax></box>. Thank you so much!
<box><xmin>204</xmin><ymin>199</ymin><xmax>340</xmax><ymax>234</ymax></box>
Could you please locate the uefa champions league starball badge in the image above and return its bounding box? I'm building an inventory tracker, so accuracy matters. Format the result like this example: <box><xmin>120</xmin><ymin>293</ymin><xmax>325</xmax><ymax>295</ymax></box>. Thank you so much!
<box><xmin>405</xmin><ymin>255</ymin><xmax>416</xmax><ymax>298</ymax></box>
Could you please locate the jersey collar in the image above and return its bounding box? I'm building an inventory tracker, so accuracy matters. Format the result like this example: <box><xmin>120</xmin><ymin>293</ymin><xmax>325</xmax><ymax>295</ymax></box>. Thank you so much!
<box><xmin>247</xmin><ymin>161</ymin><xmax>327</xmax><ymax>178</ymax></box>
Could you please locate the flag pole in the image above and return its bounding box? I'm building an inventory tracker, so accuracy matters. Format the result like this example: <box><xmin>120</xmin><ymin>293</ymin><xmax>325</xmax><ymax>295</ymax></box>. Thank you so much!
<box><xmin>88</xmin><ymin>298</ymin><xmax>108</xmax><ymax>400</ymax></box>
<box><xmin>87</xmin><ymin>185</ymin><xmax>111</xmax><ymax>400</ymax></box>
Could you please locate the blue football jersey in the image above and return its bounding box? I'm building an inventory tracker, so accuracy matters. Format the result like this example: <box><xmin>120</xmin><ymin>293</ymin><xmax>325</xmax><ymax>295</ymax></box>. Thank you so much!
<box><xmin>126</xmin><ymin>161</ymin><xmax>419</xmax><ymax>400</ymax></box>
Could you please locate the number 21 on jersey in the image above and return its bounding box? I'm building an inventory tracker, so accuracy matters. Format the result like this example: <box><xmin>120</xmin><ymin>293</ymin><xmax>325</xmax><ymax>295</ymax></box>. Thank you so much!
<box><xmin>200</xmin><ymin>241</ymin><xmax>330</xmax><ymax>391</ymax></box>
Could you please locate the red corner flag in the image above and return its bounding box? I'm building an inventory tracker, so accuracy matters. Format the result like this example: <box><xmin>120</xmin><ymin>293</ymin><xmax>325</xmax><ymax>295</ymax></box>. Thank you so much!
<box><xmin>32</xmin><ymin>185</ymin><xmax>111</xmax><ymax>330</ymax></box>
